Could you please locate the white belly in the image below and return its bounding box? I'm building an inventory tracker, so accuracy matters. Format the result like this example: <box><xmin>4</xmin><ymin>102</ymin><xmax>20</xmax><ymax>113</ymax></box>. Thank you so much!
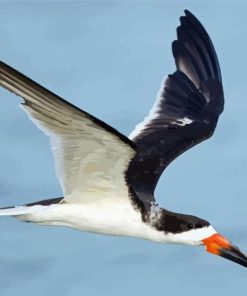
<box><xmin>21</xmin><ymin>198</ymin><xmax>167</xmax><ymax>242</ymax></box>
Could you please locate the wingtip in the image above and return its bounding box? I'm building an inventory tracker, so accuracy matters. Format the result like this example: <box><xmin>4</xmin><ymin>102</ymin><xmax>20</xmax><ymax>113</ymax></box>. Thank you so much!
<box><xmin>182</xmin><ymin>9</ymin><xmax>206</xmax><ymax>34</ymax></box>
<box><xmin>184</xmin><ymin>9</ymin><xmax>198</xmax><ymax>20</ymax></box>
<box><xmin>184</xmin><ymin>9</ymin><xmax>192</xmax><ymax>16</ymax></box>
<box><xmin>183</xmin><ymin>10</ymin><xmax>200</xmax><ymax>26</ymax></box>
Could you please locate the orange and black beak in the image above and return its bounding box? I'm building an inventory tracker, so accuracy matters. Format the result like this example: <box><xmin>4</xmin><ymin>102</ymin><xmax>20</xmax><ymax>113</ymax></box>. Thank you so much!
<box><xmin>203</xmin><ymin>233</ymin><xmax>247</xmax><ymax>268</ymax></box>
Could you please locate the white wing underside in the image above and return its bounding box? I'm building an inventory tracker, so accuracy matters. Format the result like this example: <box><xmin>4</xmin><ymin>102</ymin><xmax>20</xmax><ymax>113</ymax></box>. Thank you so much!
<box><xmin>0</xmin><ymin>63</ymin><xmax>135</xmax><ymax>204</ymax></box>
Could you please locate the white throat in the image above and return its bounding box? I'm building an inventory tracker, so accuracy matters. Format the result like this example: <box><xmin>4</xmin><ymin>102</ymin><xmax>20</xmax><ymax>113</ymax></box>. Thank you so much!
<box><xmin>163</xmin><ymin>226</ymin><xmax>217</xmax><ymax>246</ymax></box>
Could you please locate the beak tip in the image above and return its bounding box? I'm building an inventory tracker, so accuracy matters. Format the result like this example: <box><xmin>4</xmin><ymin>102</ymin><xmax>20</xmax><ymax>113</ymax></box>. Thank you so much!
<box><xmin>203</xmin><ymin>233</ymin><xmax>247</xmax><ymax>269</ymax></box>
<box><xmin>219</xmin><ymin>245</ymin><xmax>247</xmax><ymax>269</ymax></box>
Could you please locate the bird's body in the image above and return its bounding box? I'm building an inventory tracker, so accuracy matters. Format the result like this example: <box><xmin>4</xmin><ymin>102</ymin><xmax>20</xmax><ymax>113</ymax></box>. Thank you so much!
<box><xmin>1</xmin><ymin>198</ymin><xmax>216</xmax><ymax>245</ymax></box>
<box><xmin>17</xmin><ymin>199</ymin><xmax>148</xmax><ymax>239</ymax></box>
<box><xmin>0</xmin><ymin>10</ymin><xmax>247</xmax><ymax>268</ymax></box>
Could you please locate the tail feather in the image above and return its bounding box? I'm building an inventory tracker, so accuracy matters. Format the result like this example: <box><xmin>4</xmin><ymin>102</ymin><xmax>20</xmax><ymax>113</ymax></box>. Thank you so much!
<box><xmin>0</xmin><ymin>205</ymin><xmax>44</xmax><ymax>216</ymax></box>
<box><xmin>0</xmin><ymin>197</ymin><xmax>63</xmax><ymax>216</ymax></box>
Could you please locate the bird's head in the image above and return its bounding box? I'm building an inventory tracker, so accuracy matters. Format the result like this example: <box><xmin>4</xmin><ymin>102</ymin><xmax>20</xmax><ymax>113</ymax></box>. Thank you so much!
<box><xmin>160</xmin><ymin>211</ymin><xmax>247</xmax><ymax>268</ymax></box>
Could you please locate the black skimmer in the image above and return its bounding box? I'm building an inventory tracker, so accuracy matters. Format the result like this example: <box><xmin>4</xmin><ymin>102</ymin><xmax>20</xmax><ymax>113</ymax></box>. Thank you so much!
<box><xmin>0</xmin><ymin>10</ymin><xmax>246</xmax><ymax>268</ymax></box>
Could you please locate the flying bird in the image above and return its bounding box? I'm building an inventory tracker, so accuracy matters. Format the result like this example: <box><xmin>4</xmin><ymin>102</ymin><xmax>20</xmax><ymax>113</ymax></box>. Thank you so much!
<box><xmin>0</xmin><ymin>10</ymin><xmax>246</xmax><ymax>268</ymax></box>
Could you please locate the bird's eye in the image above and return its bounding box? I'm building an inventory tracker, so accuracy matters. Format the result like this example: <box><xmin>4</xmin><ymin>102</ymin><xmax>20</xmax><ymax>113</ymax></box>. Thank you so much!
<box><xmin>188</xmin><ymin>223</ymin><xmax>194</xmax><ymax>229</ymax></box>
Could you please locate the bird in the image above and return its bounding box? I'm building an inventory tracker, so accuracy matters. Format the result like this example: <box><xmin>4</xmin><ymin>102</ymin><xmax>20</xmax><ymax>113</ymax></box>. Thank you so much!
<box><xmin>0</xmin><ymin>9</ymin><xmax>246</xmax><ymax>269</ymax></box>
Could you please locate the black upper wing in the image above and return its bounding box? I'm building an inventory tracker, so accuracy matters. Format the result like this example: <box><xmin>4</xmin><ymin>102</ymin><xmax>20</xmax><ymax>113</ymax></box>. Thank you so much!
<box><xmin>126</xmin><ymin>10</ymin><xmax>224</xmax><ymax>201</ymax></box>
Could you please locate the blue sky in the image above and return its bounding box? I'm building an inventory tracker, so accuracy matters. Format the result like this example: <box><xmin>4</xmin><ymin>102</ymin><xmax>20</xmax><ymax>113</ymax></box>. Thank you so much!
<box><xmin>0</xmin><ymin>1</ymin><xmax>247</xmax><ymax>295</ymax></box>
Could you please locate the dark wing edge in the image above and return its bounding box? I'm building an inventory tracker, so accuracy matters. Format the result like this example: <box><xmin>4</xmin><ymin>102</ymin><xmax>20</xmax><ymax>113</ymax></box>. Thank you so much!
<box><xmin>0</xmin><ymin>61</ymin><xmax>136</xmax><ymax>150</ymax></box>
<box><xmin>126</xmin><ymin>10</ymin><xmax>224</xmax><ymax>202</ymax></box>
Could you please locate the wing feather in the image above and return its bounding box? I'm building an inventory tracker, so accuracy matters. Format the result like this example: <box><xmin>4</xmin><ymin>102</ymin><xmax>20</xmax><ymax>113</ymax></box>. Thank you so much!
<box><xmin>127</xmin><ymin>10</ymin><xmax>224</xmax><ymax>198</ymax></box>
<box><xmin>0</xmin><ymin>61</ymin><xmax>136</xmax><ymax>204</ymax></box>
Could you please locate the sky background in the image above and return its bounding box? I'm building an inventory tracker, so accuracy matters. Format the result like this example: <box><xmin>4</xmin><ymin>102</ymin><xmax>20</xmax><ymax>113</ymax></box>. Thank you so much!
<box><xmin>0</xmin><ymin>1</ymin><xmax>247</xmax><ymax>295</ymax></box>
